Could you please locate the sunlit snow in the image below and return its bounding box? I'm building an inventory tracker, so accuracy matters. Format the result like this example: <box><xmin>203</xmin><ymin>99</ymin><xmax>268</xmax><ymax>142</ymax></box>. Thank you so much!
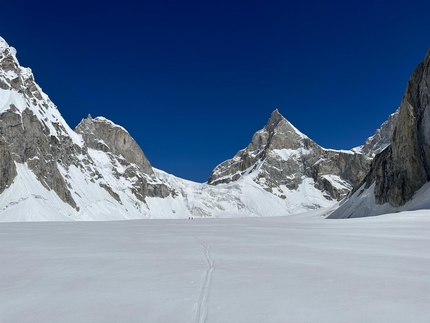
<box><xmin>0</xmin><ymin>209</ymin><xmax>429</xmax><ymax>323</ymax></box>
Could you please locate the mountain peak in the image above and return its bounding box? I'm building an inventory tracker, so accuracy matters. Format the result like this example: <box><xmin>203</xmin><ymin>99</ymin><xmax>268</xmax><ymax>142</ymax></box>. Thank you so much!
<box><xmin>265</xmin><ymin>108</ymin><xmax>284</xmax><ymax>129</ymax></box>
<box><xmin>263</xmin><ymin>109</ymin><xmax>308</xmax><ymax>142</ymax></box>
<box><xmin>269</xmin><ymin>108</ymin><xmax>283</xmax><ymax>121</ymax></box>
<box><xmin>208</xmin><ymin>107</ymin><xmax>369</xmax><ymax>203</ymax></box>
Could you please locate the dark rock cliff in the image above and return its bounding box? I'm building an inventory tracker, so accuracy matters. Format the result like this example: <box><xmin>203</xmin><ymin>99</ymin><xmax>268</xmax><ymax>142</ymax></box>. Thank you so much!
<box><xmin>362</xmin><ymin>47</ymin><xmax>430</xmax><ymax>207</ymax></box>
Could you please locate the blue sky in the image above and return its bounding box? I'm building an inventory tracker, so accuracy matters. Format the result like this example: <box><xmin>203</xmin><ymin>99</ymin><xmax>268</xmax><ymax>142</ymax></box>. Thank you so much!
<box><xmin>1</xmin><ymin>0</ymin><xmax>430</xmax><ymax>182</ymax></box>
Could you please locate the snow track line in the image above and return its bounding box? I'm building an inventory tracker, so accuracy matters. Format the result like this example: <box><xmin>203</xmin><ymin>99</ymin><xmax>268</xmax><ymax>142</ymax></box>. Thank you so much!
<box><xmin>192</xmin><ymin>237</ymin><xmax>214</xmax><ymax>323</ymax></box>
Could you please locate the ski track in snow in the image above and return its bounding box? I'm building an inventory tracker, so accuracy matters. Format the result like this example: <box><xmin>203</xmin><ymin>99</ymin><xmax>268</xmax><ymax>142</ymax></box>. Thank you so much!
<box><xmin>192</xmin><ymin>237</ymin><xmax>214</xmax><ymax>323</ymax></box>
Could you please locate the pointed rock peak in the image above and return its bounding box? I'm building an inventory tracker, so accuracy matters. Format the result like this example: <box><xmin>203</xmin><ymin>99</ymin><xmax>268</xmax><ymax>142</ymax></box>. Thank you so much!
<box><xmin>271</xmin><ymin>108</ymin><xmax>282</xmax><ymax>118</ymax></box>
<box><xmin>264</xmin><ymin>109</ymin><xmax>288</xmax><ymax>135</ymax></box>
<box><xmin>267</xmin><ymin>109</ymin><xmax>284</xmax><ymax>127</ymax></box>
<box><xmin>87</xmin><ymin>114</ymin><xmax>92</xmax><ymax>120</ymax></box>
<box><xmin>264</xmin><ymin>109</ymin><xmax>308</xmax><ymax>139</ymax></box>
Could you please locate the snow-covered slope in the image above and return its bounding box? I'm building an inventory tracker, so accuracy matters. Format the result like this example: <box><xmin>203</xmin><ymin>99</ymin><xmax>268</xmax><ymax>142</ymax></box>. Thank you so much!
<box><xmin>153</xmin><ymin>168</ymin><xmax>334</xmax><ymax>218</ymax></box>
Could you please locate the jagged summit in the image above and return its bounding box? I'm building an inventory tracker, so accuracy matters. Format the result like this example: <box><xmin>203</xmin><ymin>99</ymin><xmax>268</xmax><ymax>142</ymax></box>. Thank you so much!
<box><xmin>265</xmin><ymin>108</ymin><xmax>308</xmax><ymax>140</ymax></box>
<box><xmin>266</xmin><ymin>109</ymin><xmax>283</xmax><ymax>128</ymax></box>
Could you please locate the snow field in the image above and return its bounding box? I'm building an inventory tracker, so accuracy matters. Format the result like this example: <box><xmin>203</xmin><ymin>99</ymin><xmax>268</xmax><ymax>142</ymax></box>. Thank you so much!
<box><xmin>0</xmin><ymin>210</ymin><xmax>429</xmax><ymax>323</ymax></box>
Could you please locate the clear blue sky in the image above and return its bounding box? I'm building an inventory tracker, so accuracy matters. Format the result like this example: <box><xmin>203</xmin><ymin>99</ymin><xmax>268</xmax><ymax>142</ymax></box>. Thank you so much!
<box><xmin>1</xmin><ymin>0</ymin><xmax>429</xmax><ymax>182</ymax></box>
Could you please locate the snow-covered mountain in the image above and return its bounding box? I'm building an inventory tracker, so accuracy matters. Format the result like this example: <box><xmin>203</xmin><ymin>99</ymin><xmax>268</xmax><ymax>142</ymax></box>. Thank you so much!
<box><xmin>0</xmin><ymin>37</ymin><xmax>305</xmax><ymax>221</ymax></box>
<box><xmin>0</xmin><ymin>36</ymin><xmax>404</xmax><ymax>221</ymax></box>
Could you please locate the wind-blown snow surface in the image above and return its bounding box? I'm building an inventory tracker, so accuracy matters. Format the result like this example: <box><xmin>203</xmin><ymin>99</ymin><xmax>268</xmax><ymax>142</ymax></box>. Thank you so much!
<box><xmin>1</xmin><ymin>210</ymin><xmax>429</xmax><ymax>323</ymax></box>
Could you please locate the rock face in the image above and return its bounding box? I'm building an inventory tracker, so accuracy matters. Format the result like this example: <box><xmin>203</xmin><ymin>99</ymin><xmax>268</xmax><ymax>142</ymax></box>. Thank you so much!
<box><xmin>0</xmin><ymin>140</ymin><xmax>16</xmax><ymax>194</ymax></box>
<box><xmin>366</xmin><ymin>48</ymin><xmax>430</xmax><ymax>207</ymax></box>
<box><xmin>75</xmin><ymin>115</ymin><xmax>170</xmax><ymax>201</ymax></box>
<box><xmin>208</xmin><ymin>109</ymin><xmax>370</xmax><ymax>201</ymax></box>
<box><xmin>329</xmin><ymin>47</ymin><xmax>430</xmax><ymax>218</ymax></box>
<box><xmin>75</xmin><ymin>115</ymin><xmax>153</xmax><ymax>174</ymax></box>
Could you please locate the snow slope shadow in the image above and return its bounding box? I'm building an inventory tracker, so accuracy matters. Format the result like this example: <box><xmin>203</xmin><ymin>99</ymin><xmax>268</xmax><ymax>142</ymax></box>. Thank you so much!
<box><xmin>192</xmin><ymin>237</ymin><xmax>215</xmax><ymax>323</ymax></box>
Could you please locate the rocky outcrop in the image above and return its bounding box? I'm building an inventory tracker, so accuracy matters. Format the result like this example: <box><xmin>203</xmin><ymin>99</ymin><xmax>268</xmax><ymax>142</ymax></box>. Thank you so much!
<box><xmin>75</xmin><ymin>115</ymin><xmax>171</xmax><ymax>200</ymax></box>
<box><xmin>75</xmin><ymin>115</ymin><xmax>153</xmax><ymax>174</ymax></box>
<box><xmin>208</xmin><ymin>109</ymin><xmax>370</xmax><ymax>201</ymax></box>
<box><xmin>0</xmin><ymin>140</ymin><xmax>16</xmax><ymax>194</ymax></box>
<box><xmin>363</xmin><ymin>47</ymin><xmax>430</xmax><ymax>207</ymax></box>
